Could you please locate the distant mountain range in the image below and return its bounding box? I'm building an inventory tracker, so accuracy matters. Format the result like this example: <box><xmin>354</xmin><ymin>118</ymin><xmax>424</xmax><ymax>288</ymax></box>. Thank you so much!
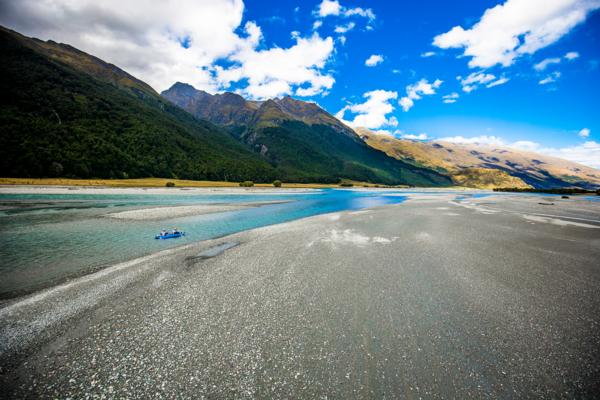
<box><xmin>1</xmin><ymin>25</ymin><xmax>598</xmax><ymax>189</ymax></box>
<box><xmin>359</xmin><ymin>128</ymin><xmax>600</xmax><ymax>189</ymax></box>
<box><xmin>161</xmin><ymin>83</ymin><xmax>449</xmax><ymax>185</ymax></box>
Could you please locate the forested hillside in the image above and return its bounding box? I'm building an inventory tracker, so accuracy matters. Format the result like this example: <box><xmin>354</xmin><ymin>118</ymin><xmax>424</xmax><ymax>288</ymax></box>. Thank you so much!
<box><xmin>0</xmin><ymin>27</ymin><xmax>277</xmax><ymax>181</ymax></box>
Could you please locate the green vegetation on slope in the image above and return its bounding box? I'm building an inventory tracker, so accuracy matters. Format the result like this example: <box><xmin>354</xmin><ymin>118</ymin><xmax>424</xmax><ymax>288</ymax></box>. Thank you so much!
<box><xmin>239</xmin><ymin>121</ymin><xmax>452</xmax><ymax>186</ymax></box>
<box><xmin>163</xmin><ymin>83</ymin><xmax>451</xmax><ymax>186</ymax></box>
<box><xmin>0</xmin><ymin>27</ymin><xmax>277</xmax><ymax>181</ymax></box>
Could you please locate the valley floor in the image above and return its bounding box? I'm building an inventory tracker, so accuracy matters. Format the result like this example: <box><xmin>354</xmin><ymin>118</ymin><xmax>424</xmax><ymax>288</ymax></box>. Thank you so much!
<box><xmin>1</xmin><ymin>194</ymin><xmax>599</xmax><ymax>398</ymax></box>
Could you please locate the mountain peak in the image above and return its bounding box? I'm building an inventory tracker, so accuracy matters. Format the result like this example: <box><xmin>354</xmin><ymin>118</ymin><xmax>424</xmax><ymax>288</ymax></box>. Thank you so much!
<box><xmin>161</xmin><ymin>83</ymin><xmax>356</xmax><ymax>138</ymax></box>
<box><xmin>167</xmin><ymin>82</ymin><xmax>205</xmax><ymax>96</ymax></box>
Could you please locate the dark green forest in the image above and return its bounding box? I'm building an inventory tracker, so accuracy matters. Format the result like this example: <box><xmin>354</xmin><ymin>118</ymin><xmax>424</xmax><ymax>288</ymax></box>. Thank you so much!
<box><xmin>0</xmin><ymin>28</ymin><xmax>277</xmax><ymax>181</ymax></box>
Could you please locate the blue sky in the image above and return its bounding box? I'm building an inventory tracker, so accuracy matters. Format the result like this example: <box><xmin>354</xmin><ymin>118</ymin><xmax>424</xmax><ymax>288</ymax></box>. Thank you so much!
<box><xmin>1</xmin><ymin>0</ymin><xmax>599</xmax><ymax>167</ymax></box>
<box><xmin>238</xmin><ymin>0</ymin><xmax>600</xmax><ymax>151</ymax></box>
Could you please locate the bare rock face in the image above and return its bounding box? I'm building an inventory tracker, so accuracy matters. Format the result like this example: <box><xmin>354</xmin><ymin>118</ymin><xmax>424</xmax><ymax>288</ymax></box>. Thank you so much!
<box><xmin>161</xmin><ymin>84</ymin><xmax>356</xmax><ymax>138</ymax></box>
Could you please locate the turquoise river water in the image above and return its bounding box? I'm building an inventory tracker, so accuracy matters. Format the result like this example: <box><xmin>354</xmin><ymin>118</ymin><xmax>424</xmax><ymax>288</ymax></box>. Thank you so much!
<box><xmin>0</xmin><ymin>189</ymin><xmax>420</xmax><ymax>298</ymax></box>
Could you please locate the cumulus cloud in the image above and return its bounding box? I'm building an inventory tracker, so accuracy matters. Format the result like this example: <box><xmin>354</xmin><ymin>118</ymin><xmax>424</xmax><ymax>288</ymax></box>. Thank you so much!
<box><xmin>579</xmin><ymin>128</ymin><xmax>591</xmax><ymax>138</ymax></box>
<box><xmin>214</xmin><ymin>31</ymin><xmax>335</xmax><ymax>99</ymax></box>
<box><xmin>336</xmin><ymin>90</ymin><xmax>398</xmax><ymax>129</ymax></box>
<box><xmin>317</xmin><ymin>0</ymin><xmax>342</xmax><ymax>17</ymax></box>
<box><xmin>443</xmin><ymin>92</ymin><xmax>459</xmax><ymax>104</ymax></box>
<box><xmin>399</xmin><ymin>78</ymin><xmax>443</xmax><ymax>111</ymax></box>
<box><xmin>0</xmin><ymin>0</ymin><xmax>336</xmax><ymax>98</ymax></box>
<box><xmin>437</xmin><ymin>135</ymin><xmax>506</xmax><ymax>146</ymax></box>
<box><xmin>539</xmin><ymin>71</ymin><xmax>561</xmax><ymax>85</ymax></box>
<box><xmin>421</xmin><ymin>51</ymin><xmax>436</xmax><ymax>58</ymax></box>
<box><xmin>433</xmin><ymin>0</ymin><xmax>600</xmax><ymax>69</ymax></box>
<box><xmin>401</xmin><ymin>133</ymin><xmax>429</xmax><ymax>140</ymax></box>
<box><xmin>365</xmin><ymin>54</ymin><xmax>384</xmax><ymax>67</ymax></box>
<box><xmin>314</xmin><ymin>0</ymin><xmax>375</xmax><ymax>25</ymax></box>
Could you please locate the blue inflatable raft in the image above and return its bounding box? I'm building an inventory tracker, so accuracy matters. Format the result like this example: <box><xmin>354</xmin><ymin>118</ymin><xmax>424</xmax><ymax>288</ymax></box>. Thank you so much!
<box><xmin>155</xmin><ymin>231</ymin><xmax>185</xmax><ymax>240</ymax></box>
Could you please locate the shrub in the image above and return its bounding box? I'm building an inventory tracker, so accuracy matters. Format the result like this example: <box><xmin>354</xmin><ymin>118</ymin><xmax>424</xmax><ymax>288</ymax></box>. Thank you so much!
<box><xmin>239</xmin><ymin>181</ymin><xmax>254</xmax><ymax>187</ymax></box>
<box><xmin>273</xmin><ymin>180</ymin><xmax>282</xmax><ymax>187</ymax></box>
<box><xmin>48</xmin><ymin>162</ymin><xmax>64</xmax><ymax>177</ymax></box>
<box><xmin>339</xmin><ymin>182</ymin><xmax>353</xmax><ymax>187</ymax></box>
<box><xmin>165</xmin><ymin>181</ymin><xmax>175</xmax><ymax>187</ymax></box>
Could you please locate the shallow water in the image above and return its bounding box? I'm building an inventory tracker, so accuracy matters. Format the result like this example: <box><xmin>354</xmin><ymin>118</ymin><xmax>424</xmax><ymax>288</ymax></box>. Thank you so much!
<box><xmin>0</xmin><ymin>189</ymin><xmax>411</xmax><ymax>297</ymax></box>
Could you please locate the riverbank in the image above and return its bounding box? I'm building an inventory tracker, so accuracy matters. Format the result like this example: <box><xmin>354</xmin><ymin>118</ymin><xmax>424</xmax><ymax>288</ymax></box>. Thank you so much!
<box><xmin>1</xmin><ymin>193</ymin><xmax>599</xmax><ymax>397</ymax></box>
<box><xmin>0</xmin><ymin>184</ymin><xmax>320</xmax><ymax>195</ymax></box>
<box><xmin>0</xmin><ymin>177</ymin><xmax>398</xmax><ymax>189</ymax></box>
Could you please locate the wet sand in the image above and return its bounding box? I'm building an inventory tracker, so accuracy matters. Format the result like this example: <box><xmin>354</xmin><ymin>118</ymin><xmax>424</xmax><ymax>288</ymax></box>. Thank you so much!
<box><xmin>104</xmin><ymin>201</ymin><xmax>290</xmax><ymax>220</ymax></box>
<box><xmin>1</xmin><ymin>194</ymin><xmax>599</xmax><ymax>398</ymax></box>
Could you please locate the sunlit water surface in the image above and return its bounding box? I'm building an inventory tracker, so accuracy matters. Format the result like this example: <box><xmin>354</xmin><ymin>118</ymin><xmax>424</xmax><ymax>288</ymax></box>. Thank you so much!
<box><xmin>0</xmin><ymin>189</ymin><xmax>414</xmax><ymax>297</ymax></box>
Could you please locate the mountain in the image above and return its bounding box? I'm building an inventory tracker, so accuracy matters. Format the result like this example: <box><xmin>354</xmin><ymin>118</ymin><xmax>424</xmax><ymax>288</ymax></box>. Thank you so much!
<box><xmin>162</xmin><ymin>83</ymin><xmax>452</xmax><ymax>186</ymax></box>
<box><xmin>162</xmin><ymin>82</ymin><xmax>356</xmax><ymax>136</ymax></box>
<box><xmin>6</xmin><ymin>27</ymin><xmax>158</xmax><ymax>98</ymax></box>
<box><xmin>0</xmin><ymin>26</ymin><xmax>277</xmax><ymax>181</ymax></box>
<box><xmin>359</xmin><ymin>128</ymin><xmax>600</xmax><ymax>189</ymax></box>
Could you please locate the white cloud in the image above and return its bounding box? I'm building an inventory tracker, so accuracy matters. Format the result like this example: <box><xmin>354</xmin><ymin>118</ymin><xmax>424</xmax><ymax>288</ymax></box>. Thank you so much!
<box><xmin>399</xmin><ymin>78</ymin><xmax>443</xmax><ymax>111</ymax></box>
<box><xmin>534</xmin><ymin>51</ymin><xmax>581</xmax><ymax>71</ymax></box>
<box><xmin>214</xmin><ymin>31</ymin><xmax>335</xmax><ymax>99</ymax></box>
<box><xmin>534</xmin><ymin>57</ymin><xmax>562</xmax><ymax>71</ymax></box>
<box><xmin>314</xmin><ymin>0</ymin><xmax>375</xmax><ymax>23</ymax></box>
<box><xmin>518</xmin><ymin>140</ymin><xmax>600</xmax><ymax>169</ymax></box>
<box><xmin>0</xmin><ymin>0</ymin><xmax>254</xmax><ymax>91</ymax></box>
<box><xmin>365</xmin><ymin>54</ymin><xmax>384</xmax><ymax>67</ymax></box>
<box><xmin>437</xmin><ymin>135</ymin><xmax>506</xmax><ymax>146</ymax></box>
<box><xmin>344</xmin><ymin>7</ymin><xmax>376</xmax><ymax>21</ymax></box>
<box><xmin>334</xmin><ymin>22</ymin><xmax>355</xmax><ymax>34</ymax></box>
<box><xmin>510</xmin><ymin>140</ymin><xmax>541</xmax><ymax>151</ymax></box>
<box><xmin>336</xmin><ymin>90</ymin><xmax>398</xmax><ymax>129</ymax></box>
<box><xmin>579</xmin><ymin>127</ymin><xmax>591</xmax><ymax>138</ymax></box>
<box><xmin>539</xmin><ymin>71</ymin><xmax>561</xmax><ymax>85</ymax></box>
<box><xmin>1</xmin><ymin>0</ymin><xmax>336</xmax><ymax>98</ymax></box>
<box><xmin>433</xmin><ymin>0</ymin><xmax>600</xmax><ymax>69</ymax></box>
<box><xmin>458</xmin><ymin>72</ymin><xmax>496</xmax><ymax>92</ymax></box>
<box><xmin>443</xmin><ymin>92</ymin><xmax>459</xmax><ymax>103</ymax></box>
<box><xmin>401</xmin><ymin>133</ymin><xmax>429</xmax><ymax>140</ymax></box>
<box><xmin>487</xmin><ymin>77</ymin><xmax>510</xmax><ymax>88</ymax></box>
<box><xmin>541</xmin><ymin>141</ymin><xmax>600</xmax><ymax>169</ymax></box>
<box><xmin>317</xmin><ymin>0</ymin><xmax>342</xmax><ymax>17</ymax></box>
<box><xmin>565</xmin><ymin>51</ymin><xmax>580</xmax><ymax>60</ymax></box>
<box><xmin>421</xmin><ymin>51</ymin><xmax>436</xmax><ymax>58</ymax></box>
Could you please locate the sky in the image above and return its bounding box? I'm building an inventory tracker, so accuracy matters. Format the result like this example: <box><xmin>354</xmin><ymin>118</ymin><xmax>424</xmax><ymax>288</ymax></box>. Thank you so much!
<box><xmin>1</xmin><ymin>0</ymin><xmax>599</xmax><ymax>168</ymax></box>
